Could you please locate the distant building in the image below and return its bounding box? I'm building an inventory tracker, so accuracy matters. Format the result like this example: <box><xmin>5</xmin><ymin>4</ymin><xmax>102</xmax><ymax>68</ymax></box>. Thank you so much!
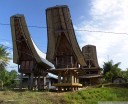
<box><xmin>112</xmin><ymin>77</ymin><xmax>127</xmax><ymax>84</ymax></box>
<box><xmin>46</xmin><ymin>74</ymin><xmax>58</xmax><ymax>90</ymax></box>
<box><xmin>79</xmin><ymin>45</ymin><xmax>103</xmax><ymax>86</ymax></box>
<box><xmin>14</xmin><ymin>73</ymin><xmax>57</xmax><ymax>90</ymax></box>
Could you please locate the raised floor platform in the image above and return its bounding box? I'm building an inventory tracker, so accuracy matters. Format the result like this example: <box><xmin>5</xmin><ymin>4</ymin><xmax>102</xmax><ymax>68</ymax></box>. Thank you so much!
<box><xmin>53</xmin><ymin>83</ymin><xmax>82</xmax><ymax>87</ymax></box>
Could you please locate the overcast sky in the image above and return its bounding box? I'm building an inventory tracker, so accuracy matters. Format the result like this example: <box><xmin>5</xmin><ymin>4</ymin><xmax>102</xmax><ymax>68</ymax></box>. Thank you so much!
<box><xmin>0</xmin><ymin>0</ymin><xmax>128</xmax><ymax>71</ymax></box>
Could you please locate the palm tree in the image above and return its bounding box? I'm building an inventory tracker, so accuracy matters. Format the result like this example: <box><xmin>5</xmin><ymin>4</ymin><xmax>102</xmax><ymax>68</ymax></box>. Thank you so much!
<box><xmin>0</xmin><ymin>45</ymin><xmax>11</xmax><ymax>89</ymax></box>
<box><xmin>103</xmin><ymin>60</ymin><xmax>122</xmax><ymax>82</ymax></box>
<box><xmin>0</xmin><ymin>45</ymin><xmax>11</xmax><ymax>69</ymax></box>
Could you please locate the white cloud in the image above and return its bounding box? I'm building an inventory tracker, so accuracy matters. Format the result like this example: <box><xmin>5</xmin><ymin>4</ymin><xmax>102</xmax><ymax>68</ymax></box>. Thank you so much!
<box><xmin>0</xmin><ymin>41</ymin><xmax>11</xmax><ymax>47</ymax></box>
<box><xmin>75</xmin><ymin>0</ymin><xmax>128</xmax><ymax>70</ymax></box>
<box><xmin>7</xmin><ymin>60</ymin><xmax>17</xmax><ymax>72</ymax></box>
<box><xmin>0</xmin><ymin>41</ymin><xmax>17</xmax><ymax>71</ymax></box>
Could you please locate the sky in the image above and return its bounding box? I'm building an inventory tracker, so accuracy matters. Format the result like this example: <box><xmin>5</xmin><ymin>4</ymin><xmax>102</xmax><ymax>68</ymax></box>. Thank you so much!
<box><xmin>0</xmin><ymin>0</ymin><xmax>128</xmax><ymax>71</ymax></box>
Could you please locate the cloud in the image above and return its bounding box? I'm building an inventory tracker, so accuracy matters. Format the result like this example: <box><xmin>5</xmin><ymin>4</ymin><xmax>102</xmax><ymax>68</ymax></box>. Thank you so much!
<box><xmin>75</xmin><ymin>0</ymin><xmax>128</xmax><ymax>70</ymax></box>
<box><xmin>0</xmin><ymin>41</ymin><xmax>17</xmax><ymax>71</ymax></box>
<box><xmin>0</xmin><ymin>41</ymin><xmax>11</xmax><ymax>47</ymax></box>
<box><xmin>7</xmin><ymin>60</ymin><xmax>17</xmax><ymax>72</ymax></box>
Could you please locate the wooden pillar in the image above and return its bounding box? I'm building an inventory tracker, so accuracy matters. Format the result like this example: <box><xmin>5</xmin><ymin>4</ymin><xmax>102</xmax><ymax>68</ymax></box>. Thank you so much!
<box><xmin>71</xmin><ymin>87</ymin><xmax>74</xmax><ymax>91</ymax></box>
<box><xmin>63</xmin><ymin>76</ymin><xmax>66</xmax><ymax>83</ymax></box>
<box><xmin>30</xmin><ymin>73</ymin><xmax>34</xmax><ymax>90</ymax></box>
<box><xmin>67</xmin><ymin>87</ymin><xmax>70</xmax><ymax>91</ymax></box>
<box><xmin>74</xmin><ymin>76</ymin><xmax>76</xmax><ymax>83</ymax></box>
<box><xmin>34</xmin><ymin>76</ymin><xmax>37</xmax><ymax>90</ymax></box>
<box><xmin>64</xmin><ymin>87</ymin><xmax>66</xmax><ymax>91</ymax></box>
<box><xmin>89</xmin><ymin>79</ymin><xmax>91</xmax><ymax>86</ymax></box>
<box><xmin>58</xmin><ymin>87</ymin><xmax>62</xmax><ymax>91</ymax></box>
<box><xmin>71</xmin><ymin>56</ymin><xmax>73</xmax><ymax>67</ymax></box>
<box><xmin>58</xmin><ymin>72</ymin><xmax>61</xmax><ymax>83</ymax></box>
<box><xmin>28</xmin><ymin>75</ymin><xmax>30</xmax><ymax>90</ymax></box>
<box><xmin>56</xmin><ymin>57</ymin><xmax>58</xmax><ymax>66</ymax></box>
<box><xmin>19</xmin><ymin>73</ymin><xmax>23</xmax><ymax>90</ymax></box>
<box><xmin>43</xmin><ymin>76</ymin><xmax>46</xmax><ymax>90</ymax></box>
<box><xmin>70</xmin><ymin>71</ymin><xmax>74</xmax><ymax>83</ymax></box>
<box><xmin>38</xmin><ymin>75</ymin><xmax>41</xmax><ymax>90</ymax></box>
<box><xmin>76</xmin><ymin>77</ymin><xmax>79</xmax><ymax>83</ymax></box>
<box><xmin>76</xmin><ymin>87</ymin><xmax>78</xmax><ymax>90</ymax></box>
<box><xmin>74</xmin><ymin>87</ymin><xmax>77</xmax><ymax>91</ymax></box>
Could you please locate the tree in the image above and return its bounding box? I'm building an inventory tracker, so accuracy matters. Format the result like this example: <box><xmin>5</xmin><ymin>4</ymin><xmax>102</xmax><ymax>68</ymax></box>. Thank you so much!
<box><xmin>122</xmin><ymin>68</ymin><xmax>128</xmax><ymax>79</ymax></box>
<box><xmin>0</xmin><ymin>45</ymin><xmax>11</xmax><ymax>89</ymax></box>
<box><xmin>103</xmin><ymin>60</ymin><xmax>122</xmax><ymax>82</ymax></box>
<box><xmin>7</xmin><ymin>70</ymin><xmax>18</xmax><ymax>87</ymax></box>
<box><xmin>0</xmin><ymin>45</ymin><xmax>11</xmax><ymax>69</ymax></box>
<box><xmin>0</xmin><ymin>69</ymin><xmax>8</xmax><ymax>89</ymax></box>
<box><xmin>0</xmin><ymin>69</ymin><xmax>18</xmax><ymax>89</ymax></box>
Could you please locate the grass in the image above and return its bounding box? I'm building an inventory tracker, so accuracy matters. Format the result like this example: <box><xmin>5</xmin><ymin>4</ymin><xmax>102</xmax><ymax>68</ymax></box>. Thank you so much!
<box><xmin>65</xmin><ymin>87</ymin><xmax>128</xmax><ymax>104</ymax></box>
<box><xmin>0</xmin><ymin>90</ymin><xmax>66</xmax><ymax>104</ymax></box>
<box><xmin>0</xmin><ymin>84</ymin><xmax>127</xmax><ymax>104</ymax></box>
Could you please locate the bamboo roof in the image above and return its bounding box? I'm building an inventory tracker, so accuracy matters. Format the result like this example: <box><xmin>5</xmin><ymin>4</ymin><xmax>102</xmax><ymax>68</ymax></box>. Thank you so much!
<box><xmin>82</xmin><ymin>45</ymin><xmax>99</xmax><ymax>68</ymax></box>
<box><xmin>10</xmin><ymin>14</ymin><xmax>54</xmax><ymax>69</ymax></box>
<box><xmin>46</xmin><ymin>5</ymin><xmax>86</xmax><ymax>67</ymax></box>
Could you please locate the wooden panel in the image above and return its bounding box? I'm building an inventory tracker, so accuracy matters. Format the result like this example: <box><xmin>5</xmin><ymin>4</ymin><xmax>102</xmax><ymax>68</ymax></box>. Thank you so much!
<box><xmin>53</xmin><ymin>83</ymin><xmax>82</xmax><ymax>87</ymax></box>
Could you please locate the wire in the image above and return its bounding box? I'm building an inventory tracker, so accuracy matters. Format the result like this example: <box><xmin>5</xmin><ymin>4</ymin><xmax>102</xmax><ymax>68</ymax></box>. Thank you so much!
<box><xmin>0</xmin><ymin>22</ymin><xmax>128</xmax><ymax>35</ymax></box>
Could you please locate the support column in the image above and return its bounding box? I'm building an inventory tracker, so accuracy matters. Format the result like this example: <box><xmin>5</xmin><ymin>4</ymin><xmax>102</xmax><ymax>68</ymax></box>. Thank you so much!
<box><xmin>70</xmin><ymin>71</ymin><xmax>74</xmax><ymax>83</ymax></box>
<box><xmin>71</xmin><ymin>87</ymin><xmax>74</xmax><ymax>91</ymax></box>
<box><xmin>76</xmin><ymin>77</ymin><xmax>79</xmax><ymax>83</ymax></box>
<box><xmin>71</xmin><ymin>56</ymin><xmax>73</xmax><ymax>67</ymax></box>
<box><xmin>19</xmin><ymin>73</ymin><xmax>23</xmax><ymax>90</ymax></box>
<box><xmin>63</xmin><ymin>76</ymin><xmax>66</xmax><ymax>83</ymax></box>
<box><xmin>74</xmin><ymin>76</ymin><xmax>76</xmax><ymax>83</ymax></box>
<box><xmin>43</xmin><ymin>76</ymin><xmax>46</xmax><ymax>90</ymax></box>
<box><xmin>58</xmin><ymin>72</ymin><xmax>61</xmax><ymax>83</ymax></box>
<box><xmin>30</xmin><ymin>73</ymin><xmax>34</xmax><ymax>90</ymax></box>
<box><xmin>28</xmin><ymin>75</ymin><xmax>30</xmax><ymax>90</ymax></box>
<box><xmin>38</xmin><ymin>75</ymin><xmax>41</xmax><ymax>91</ymax></box>
<box><xmin>64</xmin><ymin>87</ymin><xmax>66</xmax><ymax>91</ymax></box>
<box><xmin>58</xmin><ymin>72</ymin><xmax>61</xmax><ymax>92</ymax></box>
<box><xmin>89</xmin><ymin>79</ymin><xmax>91</xmax><ymax>86</ymax></box>
<box><xmin>56</xmin><ymin>57</ymin><xmax>58</xmax><ymax>66</ymax></box>
<box><xmin>34</xmin><ymin>76</ymin><xmax>37</xmax><ymax>90</ymax></box>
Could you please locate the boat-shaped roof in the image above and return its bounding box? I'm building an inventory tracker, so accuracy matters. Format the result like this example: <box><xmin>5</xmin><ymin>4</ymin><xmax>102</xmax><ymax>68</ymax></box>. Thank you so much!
<box><xmin>10</xmin><ymin>14</ymin><xmax>54</xmax><ymax>69</ymax></box>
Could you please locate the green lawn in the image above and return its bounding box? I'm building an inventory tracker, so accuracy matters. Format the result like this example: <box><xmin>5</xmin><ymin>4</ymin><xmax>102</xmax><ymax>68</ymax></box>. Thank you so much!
<box><xmin>65</xmin><ymin>87</ymin><xmax>128</xmax><ymax>104</ymax></box>
<box><xmin>0</xmin><ymin>86</ymin><xmax>127</xmax><ymax>104</ymax></box>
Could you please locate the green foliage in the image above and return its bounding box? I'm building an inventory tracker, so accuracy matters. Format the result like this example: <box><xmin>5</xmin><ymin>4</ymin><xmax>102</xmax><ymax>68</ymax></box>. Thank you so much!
<box><xmin>122</xmin><ymin>69</ymin><xmax>128</xmax><ymax>79</ymax></box>
<box><xmin>0</xmin><ymin>45</ymin><xmax>11</xmax><ymax>69</ymax></box>
<box><xmin>65</xmin><ymin>87</ymin><xmax>128</xmax><ymax>104</ymax></box>
<box><xmin>0</xmin><ymin>69</ymin><xmax>18</xmax><ymax>89</ymax></box>
<box><xmin>103</xmin><ymin>60</ymin><xmax>122</xmax><ymax>82</ymax></box>
<box><xmin>0</xmin><ymin>45</ymin><xmax>18</xmax><ymax>89</ymax></box>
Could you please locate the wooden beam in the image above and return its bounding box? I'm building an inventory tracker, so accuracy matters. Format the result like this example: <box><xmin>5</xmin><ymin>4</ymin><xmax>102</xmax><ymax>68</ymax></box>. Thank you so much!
<box><xmin>53</xmin><ymin>83</ymin><xmax>82</xmax><ymax>87</ymax></box>
<box><xmin>19</xmin><ymin>73</ymin><xmax>23</xmax><ymax>90</ymax></box>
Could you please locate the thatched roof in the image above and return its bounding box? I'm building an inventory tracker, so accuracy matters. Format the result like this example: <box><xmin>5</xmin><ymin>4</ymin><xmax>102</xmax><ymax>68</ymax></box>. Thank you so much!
<box><xmin>46</xmin><ymin>5</ymin><xmax>86</xmax><ymax>66</ymax></box>
<box><xmin>10</xmin><ymin>14</ymin><xmax>54</xmax><ymax>69</ymax></box>
<box><xmin>82</xmin><ymin>45</ymin><xmax>99</xmax><ymax>68</ymax></box>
